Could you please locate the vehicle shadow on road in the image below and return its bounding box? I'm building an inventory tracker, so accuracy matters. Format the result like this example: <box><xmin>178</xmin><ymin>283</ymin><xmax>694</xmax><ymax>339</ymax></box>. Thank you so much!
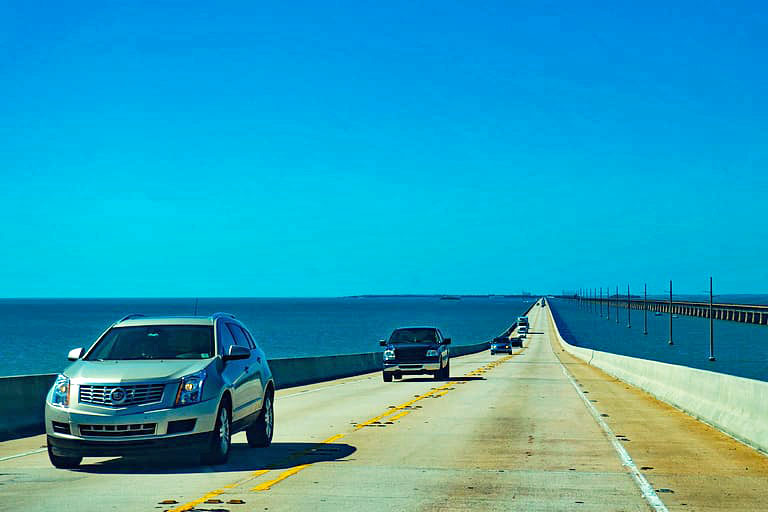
<box><xmin>395</xmin><ymin>376</ymin><xmax>485</xmax><ymax>383</ymax></box>
<box><xmin>72</xmin><ymin>441</ymin><xmax>356</xmax><ymax>474</ymax></box>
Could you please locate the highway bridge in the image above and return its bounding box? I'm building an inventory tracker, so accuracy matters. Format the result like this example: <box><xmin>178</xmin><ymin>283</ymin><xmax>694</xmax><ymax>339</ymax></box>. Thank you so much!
<box><xmin>1</xmin><ymin>305</ymin><xmax>767</xmax><ymax>511</ymax></box>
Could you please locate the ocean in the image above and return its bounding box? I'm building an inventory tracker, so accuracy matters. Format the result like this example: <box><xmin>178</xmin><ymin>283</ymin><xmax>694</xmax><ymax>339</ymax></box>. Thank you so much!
<box><xmin>0</xmin><ymin>296</ymin><xmax>532</xmax><ymax>377</ymax></box>
<box><xmin>549</xmin><ymin>297</ymin><xmax>768</xmax><ymax>382</ymax></box>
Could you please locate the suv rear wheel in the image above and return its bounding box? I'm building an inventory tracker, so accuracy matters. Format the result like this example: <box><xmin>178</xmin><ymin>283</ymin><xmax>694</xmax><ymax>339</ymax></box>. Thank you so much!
<box><xmin>247</xmin><ymin>393</ymin><xmax>274</xmax><ymax>447</ymax></box>
<box><xmin>201</xmin><ymin>401</ymin><xmax>231</xmax><ymax>465</ymax></box>
<box><xmin>383</xmin><ymin>372</ymin><xmax>393</xmax><ymax>382</ymax></box>
<box><xmin>47</xmin><ymin>444</ymin><xmax>82</xmax><ymax>469</ymax></box>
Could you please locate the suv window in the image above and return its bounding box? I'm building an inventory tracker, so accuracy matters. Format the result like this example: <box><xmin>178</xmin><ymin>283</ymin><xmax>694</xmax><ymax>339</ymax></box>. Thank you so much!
<box><xmin>218</xmin><ymin>322</ymin><xmax>236</xmax><ymax>355</ymax></box>
<box><xmin>240</xmin><ymin>327</ymin><xmax>257</xmax><ymax>349</ymax></box>
<box><xmin>389</xmin><ymin>328</ymin><xmax>438</xmax><ymax>343</ymax></box>
<box><xmin>86</xmin><ymin>326</ymin><xmax>214</xmax><ymax>360</ymax></box>
<box><xmin>227</xmin><ymin>323</ymin><xmax>251</xmax><ymax>349</ymax></box>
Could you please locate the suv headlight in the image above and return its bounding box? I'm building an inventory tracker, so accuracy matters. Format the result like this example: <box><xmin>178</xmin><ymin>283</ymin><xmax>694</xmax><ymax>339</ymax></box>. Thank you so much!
<box><xmin>383</xmin><ymin>348</ymin><xmax>395</xmax><ymax>361</ymax></box>
<box><xmin>50</xmin><ymin>374</ymin><xmax>70</xmax><ymax>407</ymax></box>
<box><xmin>426</xmin><ymin>349</ymin><xmax>438</xmax><ymax>357</ymax></box>
<box><xmin>175</xmin><ymin>370</ymin><xmax>207</xmax><ymax>406</ymax></box>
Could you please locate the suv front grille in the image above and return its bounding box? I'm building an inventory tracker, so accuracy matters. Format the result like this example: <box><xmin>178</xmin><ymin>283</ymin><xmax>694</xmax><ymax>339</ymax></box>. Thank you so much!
<box><xmin>79</xmin><ymin>384</ymin><xmax>165</xmax><ymax>407</ymax></box>
<box><xmin>395</xmin><ymin>346</ymin><xmax>429</xmax><ymax>362</ymax></box>
<box><xmin>79</xmin><ymin>423</ymin><xmax>157</xmax><ymax>437</ymax></box>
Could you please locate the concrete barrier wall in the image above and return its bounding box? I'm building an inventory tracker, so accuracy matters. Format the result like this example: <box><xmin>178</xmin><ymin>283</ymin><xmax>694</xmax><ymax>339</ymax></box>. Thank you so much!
<box><xmin>0</xmin><ymin>340</ymin><xmax>495</xmax><ymax>440</ymax></box>
<box><xmin>269</xmin><ymin>352</ymin><xmax>384</xmax><ymax>389</ymax></box>
<box><xmin>548</xmin><ymin>306</ymin><xmax>768</xmax><ymax>454</ymax></box>
<box><xmin>0</xmin><ymin>373</ymin><xmax>57</xmax><ymax>440</ymax></box>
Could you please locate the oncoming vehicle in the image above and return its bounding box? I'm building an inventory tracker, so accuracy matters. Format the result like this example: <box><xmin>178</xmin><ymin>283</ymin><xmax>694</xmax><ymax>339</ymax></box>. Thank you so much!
<box><xmin>44</xmin><ymin>313</ymin><xmax>275</xmax><ymax>468</ymax></box>
<box><xmin>380</xmin><ymin>327</ymin><xmax>451</xmax><ymax>381</ymax></box>
<box><xmin>490</xmin><ymin>336</ymin><xmax>512</xmax><ymax>355</ymax></box>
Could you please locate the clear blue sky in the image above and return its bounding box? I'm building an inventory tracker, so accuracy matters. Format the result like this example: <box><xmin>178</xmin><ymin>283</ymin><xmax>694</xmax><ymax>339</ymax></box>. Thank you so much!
<box><xmin>1</xmin><ymin>1</ymin><xmax>766</xmax><ymax>297</ymax></box>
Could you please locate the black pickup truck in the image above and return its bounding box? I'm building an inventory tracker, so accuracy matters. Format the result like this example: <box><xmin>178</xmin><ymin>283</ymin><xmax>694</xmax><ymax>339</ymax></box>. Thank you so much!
<box><xmin>380</xmin><ymin>327</ymin><xmax>451</xmax><ymax>382</ymax></box>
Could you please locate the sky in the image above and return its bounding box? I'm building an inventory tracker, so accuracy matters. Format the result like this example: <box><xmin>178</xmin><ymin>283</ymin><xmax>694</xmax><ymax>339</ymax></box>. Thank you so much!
<box><xmin>1</xmin><ymin>1</ymin><xmax>766</xmax><ymax>297</ymax></box>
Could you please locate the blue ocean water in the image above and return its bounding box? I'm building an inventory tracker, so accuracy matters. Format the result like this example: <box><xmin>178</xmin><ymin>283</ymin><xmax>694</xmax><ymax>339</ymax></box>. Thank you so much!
<box><xmin>549</xmin><ymin>298</ymin><xmax>768</xmax><ymax>382</ymax></box>
<box><xmin>0</xmin><ymin>297</ymin><xmax>532</xmax><ymax>377</ymax></box>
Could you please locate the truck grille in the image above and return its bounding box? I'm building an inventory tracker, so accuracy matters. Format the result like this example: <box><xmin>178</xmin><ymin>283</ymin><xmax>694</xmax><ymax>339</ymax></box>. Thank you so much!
<box><xmin>79</xmin><ymin>384</ymin><xmax>165</xmax><ymax>407</ymax></box>
<box><xmin>395</xmin><ymin>346</ymin><xmax>429</xmax><ymax>362</ymax></box>
<box><xmin>79</xmin><ymin>423</ymin><xmax>156</xmax><ymax>437</ymax></box>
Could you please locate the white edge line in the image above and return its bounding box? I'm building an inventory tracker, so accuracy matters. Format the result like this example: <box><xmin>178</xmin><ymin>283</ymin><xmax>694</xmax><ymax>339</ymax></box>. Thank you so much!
<box><xmin>557</xmin><ymin>360</ymin><xmax>669</xmax><ymax>512</ymax></box>
<box><xmin>0</xmin><ymin>447</ymin><xmax>46</xmax><ymax>462</ymax></box>
<box><xmin>280</xmin><ymin>377</ymin><xmax>369</xmax><ymax>399</ymax></box>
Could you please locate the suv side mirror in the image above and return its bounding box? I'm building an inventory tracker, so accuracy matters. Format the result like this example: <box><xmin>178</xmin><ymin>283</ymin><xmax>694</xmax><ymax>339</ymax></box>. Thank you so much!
<box><xmin>443</xmin><ymin>338</ymin><xmax>451</xmax><ymax>345</ymax></box>
<box><xmin>68</xmin><ymin>347</ymin><xmax>84</xmax><ymax>361</ymax></box>
<box><xmin>379</xmin><ymin>340</ymin><xmax>388</xmax><ymax>347</ymax></box>
<box><xmin>223</xmin><ymin>345</ymin><xmax>250</xmax><ymax>362</ymax></box>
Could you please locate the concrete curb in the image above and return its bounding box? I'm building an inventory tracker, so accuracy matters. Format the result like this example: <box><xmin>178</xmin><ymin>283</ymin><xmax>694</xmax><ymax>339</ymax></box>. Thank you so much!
<box><xmin>548</xmin><ymin>304</ymin><xmax>768</xmax><ymax>455</ymax></box>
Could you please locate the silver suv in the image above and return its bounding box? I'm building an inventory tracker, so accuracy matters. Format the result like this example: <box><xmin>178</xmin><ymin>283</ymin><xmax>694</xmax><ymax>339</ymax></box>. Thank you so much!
<box><xmin>45</xmin><ymin>313</ymin><xmax>275</xmax><ymax>468</ymax></box>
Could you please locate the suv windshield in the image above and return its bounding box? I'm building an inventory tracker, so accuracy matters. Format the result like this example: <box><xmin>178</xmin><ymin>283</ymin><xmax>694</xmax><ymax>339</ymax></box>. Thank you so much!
<box><xmin>389</xmin><ymin>328</ymin><xmax>437</xmax><ymax>343</ymax></box>
<box><xmin>85</xmin><ymin>325</ymin><xmax>215</xmax><ymax>360</ymax></box>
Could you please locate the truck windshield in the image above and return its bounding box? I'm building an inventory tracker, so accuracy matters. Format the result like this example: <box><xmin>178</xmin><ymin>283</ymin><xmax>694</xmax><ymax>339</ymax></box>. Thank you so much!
<box><xmin>389</xmin><ymin>328</ymin><xmax>437</xmax><ymax>343</ymax></box>
<box><xmin>85</xmin><ymin>325</ymin><xmax>215</xmax><ymax>360</ymax></box>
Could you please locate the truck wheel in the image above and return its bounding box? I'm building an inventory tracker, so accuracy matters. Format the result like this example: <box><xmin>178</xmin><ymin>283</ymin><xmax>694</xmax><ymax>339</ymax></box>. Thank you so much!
<box><xmin>201</xmin><ymin>401</ymin><xmax>231</xmax><ymax>465</ymax></box>
<box><xmin>247</xmin><ymin>393</ymin><xmax>274</xmax><ymax>448</ymax></box>
<box><xmin>442</xmin><ymin>360</ymin><xmax>450</xmax><ymax>379</ymax></box>
<box><xmin>383</xmin><ymin>372</ymin><xmax>393</xmax><ymax>382</ymax></box>
<box><xmin>47</xmin><ymin>444</ymin><xmax>82</xmax><ymax>469</ymax></box>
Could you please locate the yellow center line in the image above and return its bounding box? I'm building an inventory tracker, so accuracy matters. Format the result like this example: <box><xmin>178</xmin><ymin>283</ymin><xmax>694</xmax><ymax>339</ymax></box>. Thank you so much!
<box><xmin>251</xmin><ymin>463</ymin><xmax>311</xmax><ymax>491</ymax></box>
<box><xmin>389</xmin><ymin>410</ymin><xmax>410</xmax><ymax>421</ymax></box>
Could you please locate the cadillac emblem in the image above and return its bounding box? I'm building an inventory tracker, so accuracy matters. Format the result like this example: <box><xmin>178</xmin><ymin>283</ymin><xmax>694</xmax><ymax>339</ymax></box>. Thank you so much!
<box><xmin>110</xmin><ymin>387</ymin><xmax>127</xmax><ymax>404</ymax></box>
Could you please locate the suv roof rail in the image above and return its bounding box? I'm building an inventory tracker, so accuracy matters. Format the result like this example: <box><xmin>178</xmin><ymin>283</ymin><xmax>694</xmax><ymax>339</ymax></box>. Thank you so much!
<box><xmin>211</xmin><ymin>312</ymin><xmax>236</xmax><ymax>320</ymax></box>
<box><xmin>117</xmin><ymin>313</ymin><xmax>145</xmax><ymax>323</ymax></box>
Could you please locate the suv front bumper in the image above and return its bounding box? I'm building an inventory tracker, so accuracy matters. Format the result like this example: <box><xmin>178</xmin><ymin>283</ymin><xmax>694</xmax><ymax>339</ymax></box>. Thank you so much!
<box><xmin>383</xmin><ymin>362</ymin><xmax>440</xmax><ymax>375</ymax></box>
<box><xmin>45</xmin><ymin>397</ymin><xmax>220</xmax><ymax>457</ymax></box>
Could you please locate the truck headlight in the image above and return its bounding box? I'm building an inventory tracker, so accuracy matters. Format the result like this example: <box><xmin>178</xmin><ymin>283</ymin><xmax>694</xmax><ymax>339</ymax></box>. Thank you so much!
<box><xmin>384</xmin><ymin>348</ymin><xmax>395</xmax><ymax>361</ymax></box>
<box><xmin>50</xmin><ymin>374</ymin><xmax>70</xmax><ymax>407</ymax></box>
<box><xmin>426</xmin><ymin>349</ymin><xmax>438</xmax><ymax>357</ymax></box>
<box><xmin>175</xmin><ymin>370</ymin><xmax>207</xmax><ymax>406</ymax></box>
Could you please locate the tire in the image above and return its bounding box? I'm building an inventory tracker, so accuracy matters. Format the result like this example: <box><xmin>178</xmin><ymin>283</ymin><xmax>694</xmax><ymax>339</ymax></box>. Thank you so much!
<box><xmin>247</xmin><ymin>393</ymin><xmax>274</xmax><ymax>448</ymax></box>
<box><xmin>490</xmin><ymin>351</ymin><xmax>495</xmax><ymax>355</ymax></box>
<box><xmin>47</xmin><ymin>444</ymin><xmax>82</xmax><ymax>469</ymax></box>
<box><xmin>201</xmin><ymin>401</ymin><xmax>231</xmax><ymax>465</ymax></box>
<box><xmin>442</xmin><ymin>359</ymin><xmax>450</xmax><ymax>379</ymax></box>
<box><xmin>383</xmin><ymin>372</ymin><xmax>393</xmax><ymax>382</ymax></box>
<box><xmin>394</xmin><ymin>373</ymin><xmax>402</xmax><ymax>380</ymax></box>
<box><xmin>433</xmin><ymin>359</ymin><xmax>443</xmax><ymax>380</ymax></box>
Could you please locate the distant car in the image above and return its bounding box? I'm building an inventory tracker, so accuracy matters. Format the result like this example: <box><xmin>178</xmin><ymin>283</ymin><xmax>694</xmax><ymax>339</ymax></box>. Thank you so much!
<box><xmin>45</xmin><ymin>313</ymin><xmax>275</xmax><ymax>468</ymax></box>
<box><xmin>517</xmin><ymin>316</ymin><xmax>529</xmax><ymax>329</ymax></box>
<box><xmin>518</xmin><ymin>325</ymin><xmax>528</xmax><ymax>338</ymax></box>
<box><xmin>380</xmin><ymin>327</ymin><xmax>451</xmax><ymax>382</ymax></box>
<box><xmin>490</xmin><ymin>336</ymin><xmax>521</xmax><ymax>354</ymax></box>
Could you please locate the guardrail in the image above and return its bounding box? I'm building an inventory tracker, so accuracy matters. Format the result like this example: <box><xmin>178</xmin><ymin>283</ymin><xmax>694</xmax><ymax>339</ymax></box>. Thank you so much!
<box><xmin>565</xmin><ymin>296</ymin><xmax>768</xmax><ymax>325</ymax></box>
<box><xmin>548</xmin><ymin>306</ymin><xmax>768</xmax><ymax>454</ymax></box>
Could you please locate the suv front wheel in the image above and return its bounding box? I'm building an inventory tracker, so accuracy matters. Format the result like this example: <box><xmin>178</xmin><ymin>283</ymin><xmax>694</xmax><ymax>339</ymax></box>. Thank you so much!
<box><xmin>47</xmin><ymin>444</ymin><xmax>82</xmax><ymax>469</ymax></box>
